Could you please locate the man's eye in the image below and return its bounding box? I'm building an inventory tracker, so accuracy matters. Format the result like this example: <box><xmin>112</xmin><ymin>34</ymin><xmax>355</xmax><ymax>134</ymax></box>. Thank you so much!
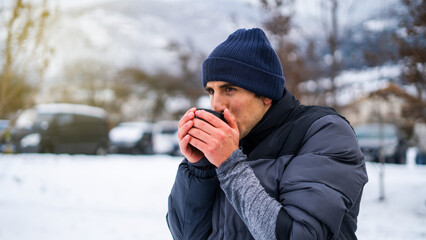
<box><xmin>225</xmin><ymin>87</ymin><xmax>236</xmax><ymax>93</ymax></box>
<box><xmin>206</xmin><ymin>89</ymin><xmax>214</xmax><ymax>95</ymax></box>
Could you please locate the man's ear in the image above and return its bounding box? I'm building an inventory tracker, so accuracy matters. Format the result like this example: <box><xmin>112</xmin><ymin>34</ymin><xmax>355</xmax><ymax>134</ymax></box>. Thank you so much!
<box><xmin>263</xmin><ymin>97</ymin><xmax>272</xmax><ymax>105</ymax></box>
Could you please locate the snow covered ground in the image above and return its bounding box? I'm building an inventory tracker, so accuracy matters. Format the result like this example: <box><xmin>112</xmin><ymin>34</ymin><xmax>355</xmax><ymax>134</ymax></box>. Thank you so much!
<box><xmin>0</xmin><ymin>149</ymin><xmax>425</xmax><ymax>240</ymax></box>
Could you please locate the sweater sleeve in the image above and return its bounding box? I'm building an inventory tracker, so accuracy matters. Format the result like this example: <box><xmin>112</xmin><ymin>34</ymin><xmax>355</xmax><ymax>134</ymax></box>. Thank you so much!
<box><xmin>216</xmin><ymin>149</ymin><xmax>283</xmax><ymax>240</ymax></box>
<box><xmin>167</xmin><ymin>158</ymin><xmax>219</xmax><ymax>240</ymax></box>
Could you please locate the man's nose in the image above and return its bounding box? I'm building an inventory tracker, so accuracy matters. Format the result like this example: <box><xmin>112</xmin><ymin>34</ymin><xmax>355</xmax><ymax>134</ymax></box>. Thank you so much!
<box><xmin>211</xmin><ymin>95</ymin><xmax>227</xmax><ymax>113</ymax></box>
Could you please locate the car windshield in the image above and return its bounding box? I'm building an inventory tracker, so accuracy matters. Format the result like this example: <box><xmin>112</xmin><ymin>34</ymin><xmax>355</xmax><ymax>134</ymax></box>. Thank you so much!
<box><xmin>355</xmin><ymin>124</ymin><xmax>397</xmax><ymax>139</ymax></box>
<box><xmin>16</xmin><ymin>110</ymin><xmax>55</xmax><ymax>129</ymax></box>
<box><xmin>15</xmin><ymin>109</ymin><xmax>37</xmax><ymax>129</ymax></box>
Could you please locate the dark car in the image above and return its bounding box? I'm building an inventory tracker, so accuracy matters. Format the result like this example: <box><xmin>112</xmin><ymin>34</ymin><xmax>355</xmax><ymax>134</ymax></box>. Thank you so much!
<box><xmin>11</xmin><ymin>103</ymin><xmax>109</xmax><ymax>155</ymax></box>
<box><xmin>354</xmin><ymin>123</ymin><xmax>407</xmax><ymax>164</ymax></box>
<box><xmin>109</xmin><ymin>122</ymin><xmax>154</xmax><ymax>154</ymax></box>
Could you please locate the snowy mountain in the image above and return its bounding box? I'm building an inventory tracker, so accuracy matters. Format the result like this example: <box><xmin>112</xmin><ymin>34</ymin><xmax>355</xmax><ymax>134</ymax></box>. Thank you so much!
<box><xmin>45</xmin><ymin>0</ymin><xmax>263</xmax><ymax>79</ymax></box>
<box><xmin>44</xmin><ymin>0</ymin><xmax>400</xmax><ymax>79</ymax></box>
<box><xmin>1</xmin><ymin>0</ymin><xmax>408</xmax><ymax>114</ymax></box>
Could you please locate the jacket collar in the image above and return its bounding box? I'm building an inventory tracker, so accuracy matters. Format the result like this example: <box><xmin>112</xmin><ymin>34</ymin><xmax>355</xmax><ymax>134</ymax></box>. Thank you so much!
<box><xmin>240</xmin><ymin>88</ymin><xmax>300</xmax><ymax>155</ymax></box>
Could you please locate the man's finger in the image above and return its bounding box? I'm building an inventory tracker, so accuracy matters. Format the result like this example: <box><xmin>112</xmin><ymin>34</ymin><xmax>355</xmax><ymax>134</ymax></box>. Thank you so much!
<box><xmin>177</xmin><ymin>120</ymin><xmax>193</xmax><ymax>140</ymax></box>
<box><xmin>178</xmin><ymin>107</ymin><xmax>196</xmax><ymax>128</ymax></box>
<box><xmin>188</xmin><ymin>126</ymin><xmax>211</xmax><ymax>144</ymax></box>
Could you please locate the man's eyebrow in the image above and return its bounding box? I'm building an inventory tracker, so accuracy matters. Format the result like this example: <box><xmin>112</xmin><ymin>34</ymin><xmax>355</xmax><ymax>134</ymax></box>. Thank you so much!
<box><xmin>204</xmin><ymin>83</ymin><xmax>236</xmax><ymax>91</ymax></box>
<box><xmin>219</xmin><ymin>83</ymin><xmax>236</xmax><ymax>89</ymax></box>
<box><xmin>205</xmin><ymin>83</ymin><xmax>237</xmax><ymax>92</ymax></box>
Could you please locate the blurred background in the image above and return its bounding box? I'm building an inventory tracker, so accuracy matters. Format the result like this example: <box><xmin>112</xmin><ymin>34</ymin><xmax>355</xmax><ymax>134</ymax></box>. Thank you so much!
<box><xmin>0</xmin><ymin>0</ymin><xmax>425</xmax><ymax>239</ymax></box>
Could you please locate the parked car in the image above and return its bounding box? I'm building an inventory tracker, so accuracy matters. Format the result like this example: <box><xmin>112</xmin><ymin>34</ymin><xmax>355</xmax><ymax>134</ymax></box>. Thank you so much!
<box><xmin>11</xmin><ymin>103</ymin><xmax>109</xmax><ymax>155</ymax></box>
<box><xmin>354</xmin><ymin>123</ymin><xmax>407</xmax><ymax>164</ymax></box>
<box><xmin>153</xmin><ymin>120</ymin><xmax>180</xmax><ymax>156</ymax></box>
<box><xmin>109</xmin><ymin>122</ymin><xmax>154</xmax><ymax>154</ymax></box>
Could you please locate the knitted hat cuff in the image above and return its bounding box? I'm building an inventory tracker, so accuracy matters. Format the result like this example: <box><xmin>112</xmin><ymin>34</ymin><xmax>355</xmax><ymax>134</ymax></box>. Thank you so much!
<box><xmin>202</xmin><ymin>57</ymin><xmax>285</xmax><ymax>100</ymax></box>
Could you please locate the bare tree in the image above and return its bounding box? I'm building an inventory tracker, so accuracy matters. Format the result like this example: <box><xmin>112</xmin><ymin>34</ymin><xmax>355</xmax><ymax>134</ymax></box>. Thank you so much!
<box><xmin>394</xmin><ymin>0</ymin><xmax>425</xmax><ymax>101</ymax></box>
<box><xmin>167</xmin><ymin>40</ymin><xmax>205</xmax><ymax>106</ymax></box>
<box><xmin>61</xmin><ymin>59</ymin><xmax>115</xmax><ymax>106</ymax></box>
<box><xmin>320</xmin><ymin>0</ymin><xmax>341</xmax><ymax>108</ymax></box>
<box><xmin>47</xmin><ymin>59</ymin><xmax>136</xmax><ymax>123</ymax></box>
<box><xmin>0</xmin><ymin>0</ymin><xmax>56</xmax><ymax>118</ymax></box>
<box><xmin>260</xmin><ymin>0</ymin><xmax>323</xmax><ymax>102</ymax></box>
<box><xmin>260</xmin><ymin>0</ymin><xmax>301</xmax><ymax>98</ymax></box>
<box><xmin>114</xmin><ymin>67</ymin><xmax>186</xmax><ymax>122</ymax></box>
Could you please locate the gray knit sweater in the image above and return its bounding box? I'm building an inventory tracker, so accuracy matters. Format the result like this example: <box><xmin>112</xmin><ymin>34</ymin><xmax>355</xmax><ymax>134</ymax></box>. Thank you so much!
<box><xmin>217</xmin><ymin>149</ymin><xmax>282</xmax><ymax>240</ymax></box>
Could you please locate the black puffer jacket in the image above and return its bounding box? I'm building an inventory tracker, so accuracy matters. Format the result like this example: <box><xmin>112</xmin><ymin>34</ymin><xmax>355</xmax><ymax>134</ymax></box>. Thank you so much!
<box><xmin>167</xmin><ymin>89</ymin><xmax>368</xmax><ymax>239</ymax></box>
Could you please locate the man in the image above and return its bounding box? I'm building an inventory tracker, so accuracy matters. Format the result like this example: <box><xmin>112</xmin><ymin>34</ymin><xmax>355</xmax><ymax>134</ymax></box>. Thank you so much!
<box><xmin>167</xmin><ymin>28</ymin><xmax>368</xmax><ymax>240</ymax></box>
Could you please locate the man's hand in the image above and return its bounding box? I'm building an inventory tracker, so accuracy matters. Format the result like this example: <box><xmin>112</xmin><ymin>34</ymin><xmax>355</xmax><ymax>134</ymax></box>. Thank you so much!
<box><xmin>187</xmin><ymin>109</ymin><xmax>239</xmax><ymax>168</ymax></box>
<box><xmin>177</xmin><ymin>108</ymin><xmax>204</xmax><ymax>163</ymax></box>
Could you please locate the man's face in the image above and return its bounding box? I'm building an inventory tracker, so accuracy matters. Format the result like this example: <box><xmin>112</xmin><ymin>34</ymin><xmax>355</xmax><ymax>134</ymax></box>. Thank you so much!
<box><xmin>205</xmin><ymin>81</ymin><xmax>272</xmax><ymax>139</ymax></box>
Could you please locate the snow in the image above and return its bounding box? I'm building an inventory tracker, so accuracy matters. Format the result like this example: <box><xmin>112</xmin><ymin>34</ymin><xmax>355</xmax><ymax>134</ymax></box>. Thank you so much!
<box><xmin>300</xmin><ymin>65</ymin><xmax>403</xmax><ymax>106</ymax></box>
<box><xmin>357</xmin><ymin>149</ymin><xmax>426</xmax><ymax>240</ymax></box>
<box><xmin>0</xmin><ymin>154</ymin><xmax>180</xmax><ymax>240</ymax></box>
<box><xmin>0</xmin><ymin>149</ymin><xmax>425</xmax><ymax>240</ymax></box>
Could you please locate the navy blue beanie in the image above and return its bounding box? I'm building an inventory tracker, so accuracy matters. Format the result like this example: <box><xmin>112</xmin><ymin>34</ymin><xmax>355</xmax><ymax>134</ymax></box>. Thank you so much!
<box><xmin>202</xmin><ymin>28</ymin><xmax>285</xmax><ymax>100</ymax></box>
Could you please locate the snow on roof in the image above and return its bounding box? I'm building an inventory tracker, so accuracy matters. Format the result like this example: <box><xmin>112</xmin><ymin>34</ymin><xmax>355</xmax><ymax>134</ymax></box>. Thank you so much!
<box><xmin>109</xmin><ymin>122</ymin><xmax>153</xmax><ymax>143</ymax></box>
<box><xmin>35</xmin><ymin>103</ymin><xmax>107</xmax><ymax>119</ymax></box>
<box><xmin>300</xmin><ymin>65</ymin><xmax>402</xmax><ymax>106</ymax></box>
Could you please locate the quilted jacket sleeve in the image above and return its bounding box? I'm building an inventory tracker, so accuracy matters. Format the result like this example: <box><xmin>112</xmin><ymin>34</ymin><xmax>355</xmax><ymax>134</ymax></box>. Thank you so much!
<box><xmin>278</xmin><ymin>114</ymin><xmax>368</xmax><ymax>239</ymax></box>
<box><xmin>167</xmin><ymin>158</ymin><xmax>219</xmax><ymax>240</ymax></box>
